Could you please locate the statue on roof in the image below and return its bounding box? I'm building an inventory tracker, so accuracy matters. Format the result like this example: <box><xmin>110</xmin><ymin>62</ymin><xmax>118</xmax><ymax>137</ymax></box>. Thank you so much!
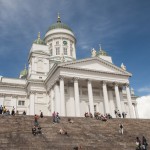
<box><xmin>99</xmin><ymin>44</ymin><xmax>107</xmax><ymax>56</ymax></box>
<box><xmin>61</xmin><ymin>53</ymin><xmax>65</xmax><ymax>62</ymax></box>
<box><xmin>121</xmin><ymin>63</ymin><xmax>126</xmax><ymax>70</ymax></box>
<box><xmin>91</xmin><ymin>48</ymin><xmax>97</xmax><ymax>57</ymax></box>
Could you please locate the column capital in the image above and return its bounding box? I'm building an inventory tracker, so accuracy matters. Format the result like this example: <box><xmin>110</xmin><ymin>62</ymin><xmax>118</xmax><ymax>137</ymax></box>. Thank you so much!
<box><xmin>102</xmin><ymin>81</ymin><xmax>107</xmax><ymax>86</ymax></box>
<box><xmin>125</xmin><ymin>83</ymin><xmax>130</xmax><ymax>87</ymax></box>
<box><xmin>73</xmin><ymin>77</ymin><xmax>79</xmax><ymax>82</ymax></box>
<box><xmin>87</xmin><ymin>79</ymin><xmax>92</xmax><ymax>83</ymax></box>
<box><xmin>112</xmin><ymin>82</ymin><xmax>119</xmax><ymax>87</ymax></box>
<box><xmin>59</xmin><ymin>75</ymin><xmax>65</xmax><ymax>80</ymax></box>
<box><xmin>54</xmin><ymin>80</ymin><xmax>59</xmax><ymax>85</ymax></box>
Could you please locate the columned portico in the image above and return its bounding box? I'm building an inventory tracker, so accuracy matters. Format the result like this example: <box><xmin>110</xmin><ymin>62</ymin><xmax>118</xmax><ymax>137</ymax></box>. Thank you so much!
<box><xmin>74</xmin><ymin>78</ymin><xmax>80</xmax><ymax>117</ymax></box>
<box><xmin>114</xmin><ymin>83</ymin><xmax>122</xmax><ymax>113</ymax></box>
<box><xmin>29</xmin><ymin>92</ymin><xmax>35</xmax><ymax>115</ymax></box>
<box><xmin>59</xmin><ymin>76</ymin><xmax>65</xmax><ymax>116</ymax></box>
<box><xmin>102</xmin><ymin>82</ymin><xmax>110</xmax><ymax>114</ymax></box>
<box><xmin>54</xmin><ymin>82</ymin><xmax>60</xmax><ymax>113</ymax></box>
<box><xmin>126</xmin><ymin>84</ymin><xmax>134</xmax><ymax>118</ymax></box>
<box><xmin>87</xmin><ymin>80</ymin><xmax>94</xmax><ymax>115</ymax></box>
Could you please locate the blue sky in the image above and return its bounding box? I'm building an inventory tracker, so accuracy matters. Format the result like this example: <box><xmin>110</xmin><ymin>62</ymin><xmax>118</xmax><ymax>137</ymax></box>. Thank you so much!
<box><xmin>0</xmin><ymin>0</ymin><xmax>150</xmax><ymax>96</ymax></box>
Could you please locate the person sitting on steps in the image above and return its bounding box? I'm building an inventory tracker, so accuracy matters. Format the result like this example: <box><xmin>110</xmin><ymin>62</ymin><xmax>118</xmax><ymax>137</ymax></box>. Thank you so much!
<box><xmin>32</xmin><ymin>126</ymin><xmax>37</xmax><ymax>136</ymax></box>
<box><xmin>68</xmin><ymin>118</ymin><xmax>74</xmax><ymax>123</ymax></box>
<box><xmin>37</xmin><ymin>125</ymin><xmax>42</xmax><ymax>134</ymax></box>
<box><xmin>59</xmin><ymin>128</ymin><xmax>69</xmax><ymax>136</ymax></box>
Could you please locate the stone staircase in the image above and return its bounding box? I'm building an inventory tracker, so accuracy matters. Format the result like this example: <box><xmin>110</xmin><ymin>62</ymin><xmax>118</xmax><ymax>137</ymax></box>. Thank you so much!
<box><xmin>0</xmin><ymin>115</ymin><xmax>149</xmax><ymax>150</ymax></box>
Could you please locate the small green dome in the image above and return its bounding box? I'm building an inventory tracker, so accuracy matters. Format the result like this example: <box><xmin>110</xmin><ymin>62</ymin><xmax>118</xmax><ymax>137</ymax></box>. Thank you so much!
<box><xmin>96</xmin><ymin>45</ymin><xmax>108</xmax><ymax>56</ymax></box>
<box><xmin>46</xmin><ymin>14</ymin><xmax>72</xmax><ymax>33</ymax></box>
<box><xmin>33</xmin><ymin>32</ymin><xmax>46</xmax><ymax>45</ymax></box>
<box><xmin>20</xmin><ymin>69</ymin><xmax>27</xmax><ymax>76</ymax></box>
<box><xmin>20</xmin><ymin>65</ymin><xmax>27</xmax><ymax>79</ymax></box>
<box><xmin>98</xmin><ymin>49</ymin><xmax>108</xmax><ymax>56</ymax></box>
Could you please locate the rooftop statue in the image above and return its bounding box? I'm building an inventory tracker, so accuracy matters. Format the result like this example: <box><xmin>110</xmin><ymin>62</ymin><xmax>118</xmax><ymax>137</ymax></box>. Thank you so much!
<box><xmin>91</xmin><ymin>48</ymin><xmax>97</xmax><ymax>57</ymax></box>
<box><xmin>121</xmin><ymin>63</ymin><xmax>126</xmax><ymax>70</ymax></box>
<box><xmin>61</xmin><ymin>53</ymin><xmax>65</xmax><ymax>62</ymax></box>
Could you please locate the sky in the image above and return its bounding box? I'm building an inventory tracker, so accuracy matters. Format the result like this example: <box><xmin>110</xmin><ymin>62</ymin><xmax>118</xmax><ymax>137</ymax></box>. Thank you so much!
<box><xmin>0</xmin><ymin>0</ymin><xmax>150</xmax><ymax>117</ymax></box>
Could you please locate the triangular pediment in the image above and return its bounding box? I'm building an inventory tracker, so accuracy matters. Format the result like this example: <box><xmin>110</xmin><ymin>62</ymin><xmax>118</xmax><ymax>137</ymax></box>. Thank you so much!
<box><xmin>59</xmin><ymin>58</ymin><xmax>131</xmax><ymax>76</ymax></box>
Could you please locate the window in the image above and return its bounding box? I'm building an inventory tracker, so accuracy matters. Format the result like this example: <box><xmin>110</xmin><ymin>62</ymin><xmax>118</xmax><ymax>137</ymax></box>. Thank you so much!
<box><xmin>50</xmin><ymin>49</ymin><xmax>53</xmax><ymax>56</ymax></box>
<box><xmin>37</xmin><ymin>60</ymin><xmax>43</xmax><ymax>72</ymax></box>
<box><xmin>63</xmin><ymin>48</ymin><xmax>67</xmax><ymax>55</ymax></box>
<box><xmin>70</xmin><ymin>48</ymin><xmax>73</xmax><ymax>56</ymax></box>
<box><xmin>56</xmin><ymin>41</ymin><xmax>59</xmax><ymax>45</ymax></box>
<box><xmin>56</xmin><ymin>47</ymin><xmax>60</xmax><ymax>55</ymax></box>
<box><xmin>94</xmin><ymin>105</ymin><xmax>97</xmax><ymax>112</ymax></box>
<box><xmin>18</xmin><ymin>101</ymin><xmax>25</xmax><ymax>106</ymax></box>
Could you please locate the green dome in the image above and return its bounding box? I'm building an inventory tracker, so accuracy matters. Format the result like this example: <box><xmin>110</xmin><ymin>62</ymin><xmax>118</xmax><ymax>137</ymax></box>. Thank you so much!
<box><xmin>33</xmin><ymin>32</ymin><xmax>46</xmax><ymax>45</ymax></box>
<box><xmin>46</xmin><ymin>14</ymin><xmax>72</xmax><ymax>33</ymax></box>
<box><xmin>20</xmin><ymin>66</ymin><xmax>27</xmax><ymax>79</ymax></box>
<box><xmin>98</xmin><ymin>49</ymin><xmax>108</xmax><ymax>56</ymax></box>
<box><xmin>96</xmin><ymin>45</ymin><xmax>108</xmax><ymax>56</ymax></box>
<box><xmin>47</xmin><ymin>22</ymin><xmax>72</xmax><ymax>32</ymax></box>
<box><xmin>20</xmin><ymin>69</ymin><xmax>27</xmax><ymax>76</ymax></box>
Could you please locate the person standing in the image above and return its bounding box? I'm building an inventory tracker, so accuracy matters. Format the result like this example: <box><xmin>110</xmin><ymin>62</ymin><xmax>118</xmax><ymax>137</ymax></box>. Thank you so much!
<box><xmin>142</xmin><ymin>136</ymin><xmax>148</xmax><ymax>150</ymax></box>
<box><xmin>34</xmin><ymin>114</ymin><xmax>39</xmax><ymax>127</ymax></box>
<box><xmin>119</xmin><ymin>124</ymin><xmax>124</xmax><ymax>135</ymax></box>
<box><xmin>136</xmin><ymin>137</ymin><xmax>141</xmax><ymax>150</ymax></box>
<box><xmin>40</xmin><ymin>111</ymin><xmax>43</xmax><ymax>118</ymax></box>
<box><xmin>0</xmin><ymin>105</ymin><xmax>2</xmax><ymax>114</ymax></box>
<box><xmin>52</xmin><ymin>111</ymin><xmax>56</xmax><ymax>123</ymax></box>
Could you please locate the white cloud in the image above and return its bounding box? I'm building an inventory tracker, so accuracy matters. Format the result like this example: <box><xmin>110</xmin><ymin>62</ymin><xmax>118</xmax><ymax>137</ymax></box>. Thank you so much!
<box><xmin>137</xmin><ymin>95</ymin><xmax>150</xmax><ymax>119</ymax></box>
<box><xmin>138</xmin><ymin>87</ymin><xmax>150</xmax><ymax>93</ymax></box>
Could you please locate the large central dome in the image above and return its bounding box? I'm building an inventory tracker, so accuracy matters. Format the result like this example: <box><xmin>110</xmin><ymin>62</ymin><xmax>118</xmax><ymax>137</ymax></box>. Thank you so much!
<box><xmin>46</xmin><ymin>14</ymin><xmax>72</xmax><ymax>33</ymax></box>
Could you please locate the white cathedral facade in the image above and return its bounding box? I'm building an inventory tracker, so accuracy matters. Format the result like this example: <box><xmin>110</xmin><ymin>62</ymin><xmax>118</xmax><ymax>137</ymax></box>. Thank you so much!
<box><xmin>0</xmin><ymin>15</ymin><xmax>138</xmax><ymax>118</ymax></box>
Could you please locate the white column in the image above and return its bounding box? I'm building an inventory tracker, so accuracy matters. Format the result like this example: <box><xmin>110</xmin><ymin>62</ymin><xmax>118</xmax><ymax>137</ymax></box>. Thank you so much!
<box><xmin>108</xmin><ymin>90</ymin><xmax>114</xmax><ymax>117</ymax></box>
<box><xmin>102</xmin><ymin>82</ymin><xmax>110</xmax><ymax>114</ymax></box>
<box><xmin>60</xmin><ymin>77</ymin><xmax>65</xmax><ymax>116</ymax></box>
<box><xmin>114</xmin><ymin>83</ymin><xmax>122</xmax><ymax>113</ymax></box>
<box><xmin>29</xmin><ymin>92</ymin><xmax>35</xmax><ymax>115</ymax></box>
<box><xmin>126</xmin><ymin>84</ymin><xmax>134</xmax><ymax>118</ymax></box>
<box><xmin>50</xmin><ymin>88</ymin><xmax>54</xmax><ymax>115</ymax></box>
<box><xmin>0</xmin><ymin>94</ymin><xmax>4</xmax><ymax>106</ymax></box>
<box><xmin>74</xmin><ymin>78</ymin><xmax>80</xmax><ymax>117</ymax></box>
<box><xmin>54</xmin><ymin>82</ymin><xmax>60</xmax><ymax>113</ymax></box>
<box><xmin>68</xmin><ymin>85</ymin><xmax>75</xmax><ymax>116</ymax></box>
<box><xmin>87</xmin><ymin>80</ymin><xmax>94</xmax><ymax>116</ymax></box>
<box><xmin>134</xmin><ymin>103</ymin><xmax>139</xmax><ymax>118</ymax></box>
<box><xmin>120</xmin><ymin>88</ymin><xmax>126</xmax><ymax>113</ymax></box>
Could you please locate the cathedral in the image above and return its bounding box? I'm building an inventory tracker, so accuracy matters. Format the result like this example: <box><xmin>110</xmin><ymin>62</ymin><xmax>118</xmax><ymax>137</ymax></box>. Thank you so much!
<box><xmin>0</xmin><ymin>14</ymin><xmax>138</xmax><ymax>118</ymax></box>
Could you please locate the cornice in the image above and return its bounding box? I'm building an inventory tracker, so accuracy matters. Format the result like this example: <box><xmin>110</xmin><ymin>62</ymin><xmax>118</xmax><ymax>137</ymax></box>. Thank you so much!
<box><xmin>60</xmin><ymin>66</ymin><xmax>130</xmax><ymax>77</ymax></box>
<box><xmin>58</xmin><ymin>57</ymin><xmax>132</xmax><ymax>76</ymax></box>
<box><xmin>0</xmin><ymin>83</ymin><xmax>26</xmax><ymax>89</ymax></box>
<box><xmin>0</xmin><ymin>93</ymin><xmax>27</xmax><ymax>98</ymax></box>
